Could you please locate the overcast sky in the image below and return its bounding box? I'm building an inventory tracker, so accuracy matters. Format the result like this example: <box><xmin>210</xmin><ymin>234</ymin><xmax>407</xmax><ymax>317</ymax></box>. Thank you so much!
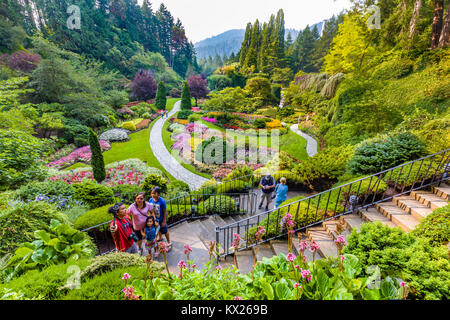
<box><xmin>141</xmin><ymin>0</ymin><xmax>353</xmax><ymax>43</ymax></box>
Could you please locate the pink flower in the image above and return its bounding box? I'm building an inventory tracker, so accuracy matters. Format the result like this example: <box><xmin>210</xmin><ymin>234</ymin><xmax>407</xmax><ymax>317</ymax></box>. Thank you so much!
<box><xmin>334</xmin><ymin>235</ymin><xmax>347</xmax><ymax>246</ymax></box>
<box><xmin>216</xmin><ymin>265</ymin><xmax>222</xmax><ymax>271</ymax></box>
<box><xmin>293</xmin><ymin>283</ymin><xmax>301</xmax><ymax>289</ymax></box>
<box><xmin>301</xmin><ymin>269</ymin><xmax>311</xmax><ymax>280</ymax></box>
<box><xmin>178</xmin><ymin>260</ymin><xmax>187</xmax><ymax>269</ymax></box>
<box><xmin>233</xmin><ymin>296</ymin><xmax>243</xmax><ymax>300</ymax></box>
<box><xmin>286</xmin><ymin>253</ymin><xmax>296</xmax><ymax>262</ymax></box>
<box><xmin>299</xmin><ymin>240</ymin><xmax>309</xmax><ymax>251</ymax></box>
<box><xmin>192</xmin><ymin>264</ymin><xmax>197</xmax><ymax>269</ymax></box>
<box><xmin>294</xmin><ymin>265</ymin><xmax>301</xmax><ymax>270</ymax></box>
<box><xmin>340</xmin><ymin>255</ymin><xmax>346</xmax><ymax>262</ymax></box>
<box><xmin>122</xmin><ymin>273</ymin><xmax>131</xmax><ymax>280</ymax></box>
<box><xmin>400</xmin><ymin>282</ymin><xmax>408</xmax><ymax>287</ymax></box>
<box><xmin>309</xmin><ymin>241</ymin><xmax>320</xmax><ymax>253</ymax></box>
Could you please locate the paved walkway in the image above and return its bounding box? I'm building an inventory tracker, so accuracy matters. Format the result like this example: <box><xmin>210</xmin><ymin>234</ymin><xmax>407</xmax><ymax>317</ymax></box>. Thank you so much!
<box><xmin>149</xmin><ymin>100</ymin><xmax>208</xmax><ymax>190</ymax></box>
<box><xmin>290</xmin><ymin>124</ymin><xmax>318</xmax><ymax>157</ymax></box>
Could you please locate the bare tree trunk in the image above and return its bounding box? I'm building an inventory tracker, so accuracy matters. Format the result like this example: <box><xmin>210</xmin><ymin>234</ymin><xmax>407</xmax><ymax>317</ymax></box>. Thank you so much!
<box><xmin>409</xmin><ymin>0</ymin><xmax>422</xmax><ymax>39</ymax></box>
<box><xmin>439</xmin><ymin>2</ymin><xmax>450</xmax><ymax>48</ymax></box>
<box><xmin>431</xmin><ymin>1</ymin><xmax>444</xmax><ymax>49</ymax></box>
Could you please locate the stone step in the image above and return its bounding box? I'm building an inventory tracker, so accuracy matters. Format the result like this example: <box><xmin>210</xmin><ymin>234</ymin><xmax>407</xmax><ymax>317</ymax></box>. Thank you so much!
<box><xmin>187</xmin><ymin>219</ymin><xmax>220</xmax><ymax>254</ymax></box>
<box><xmin>323</xmin><ymin>220</ymin><xmax>340</xmax><ymax>240</ymax></box>
<box><xmin>376</xmin><ymin>202</ymin><xmax>420</xmax><ymax>232</ymax></box>
<box><xmin>218</xmin><ymin>257</ymin><xmax>236</xmax><ymax>270</ymax></box>
<box><xmin>306</xmin><ymin>226</ymin><xmax>338</xmax><ymax>259</ymax></box>
<box><xmin>253</xmin><ymin>242</ymin><xmax>275</xmax><ymax>262</ymax></box>
<box><xmin>162</xmin><ymin>221</ymin><xmax>211</xmax><ymax>273</ymax></box>
<box><xmin>235</xmin><ymin>249</ymin><xmax>254</xmax><ymax>274</ymax></box>
<box><xmin>270</xmin><ymin>239</ymin><xmax>291</xmax><ymax>257</ymax></box>
<box><xmin>393</xmin><ymin>196</ymin><xmax>434</xmax><ymax>221</ymax></box>
<box><xmin>210</xmin><ymin>215</ymin><xmax>229</xmax><ymax>228</ymax></box>
<box><xmin>410</xmin><ymin>190</ymin><xmax>448</xmax><ymax>210</ymax></box>
<box><xmin>339</xmin><ymin>213</ymin><xmax>366</xmax><ymax>231</ymax></box>
<box><xmin>432</xmin><ymin>183</ymin><xmax>450</xmax><ymax>201</ymax></box>
<box><xmin>358</xmin><ymin>207</ymin><xmax>398</xmax><ymax>228</ymax></box>
<box><xmin>222</xmin><ymin>215</ymin><xmax>240</xmax><ymax>226</ymax></box>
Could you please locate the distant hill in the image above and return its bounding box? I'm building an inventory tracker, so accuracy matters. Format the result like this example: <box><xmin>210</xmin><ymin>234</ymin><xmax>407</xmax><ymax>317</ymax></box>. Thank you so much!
<box><xmin>195</xmin><ymin>23</ymin><xmax>323</xmax><ymax>59</ymax></box>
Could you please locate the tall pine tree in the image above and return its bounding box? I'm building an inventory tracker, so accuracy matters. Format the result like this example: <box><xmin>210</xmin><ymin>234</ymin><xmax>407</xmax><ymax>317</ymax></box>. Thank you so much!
<box><xmin>155</xmin><ymin>81</ymin><xmax>167</xmax><ymax>110</ymax></box>
<box><xmin>89</xmin><ymin>128</ymin><xmax>106</xmax><ymax>183</ymax></box>
<box><xmin>180</xmin><ymin>80</ymin><xmax>191</xmax><ymax>110</ymax></box>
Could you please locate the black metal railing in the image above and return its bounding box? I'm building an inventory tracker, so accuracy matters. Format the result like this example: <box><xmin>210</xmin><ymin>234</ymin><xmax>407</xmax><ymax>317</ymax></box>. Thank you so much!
<box><xmin>215</xmin><ymin>148</ymin><xmax>450</xmax><ymax>258</ymax></box>
<box><xmin>82</xmin><ymin>192</ymin><xmax>258</xmax><ymax>255</ymax></box>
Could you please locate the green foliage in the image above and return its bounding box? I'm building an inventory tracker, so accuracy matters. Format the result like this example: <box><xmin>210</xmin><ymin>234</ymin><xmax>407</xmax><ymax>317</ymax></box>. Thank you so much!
<box><xmin>155</xmin><ymin>81</ymin><xmax>167</xmax><ymax>110</ymax></box>
<box><xmin>223</xmin><ymin>165</ymin><xmax>254</xmax><ymax>182</ymax></box>
<box><xmin>382</xmin><ymin>158</ymin><xmax>441</xmax><ymax>189</ymax></box>
<box><xmin>176</xmin><ymin>110</ymin><xmax>193</xmax><ymax>120</ymax></box>
<box><xmin>371</xmin><ymin>56</ymin><xmax>414</xmax><ymax>80</ymax></box>
<box><xmin>293</xmin><ymin>146</ymin><xmax>354</xmax><ymax>190</ymax></box>
<box><xmin>72</xmin><ymin>180</ymin><xmax>114</xmax><ymax>209</ymax></box>
<box><xmin>4</xmin><ymin>219</ymin><xmax>95</xmax><ymax>280</ymax></box>
<box><xmin>111</xmin><ymin>184</ymin><xmax>143</xmax><ymax>205</ymax></box>
<box><xmin>14</xmin><ymin>180</ymin><xmax>75</xmax><ymax>202</ymax></box>
<box><xmin>141</xmin><ymin>174</ymin><xmax>168</xmax><ymax>196</ymax></box>
<box><xmin>343</xmin><ymin>222</ymin><xmax>450</xmax><ymax>300</ymax></box>
<box><xmin>0</xmin><ymin>129</ymin><xmax>47</xmax><ymax>190</ymax></box>
<box><xmin>88</xmin><ymin>129</ymin><xmax>106</xmax><ymax>183</ymax></box>
<box><xmin>187</xmin><ymin>113</ymin><xmax>201</xmax><ymax>123</ymax></box>
<box><xmin>0</xmin><ymin>201</ymin><xmax>70</xmax><ymax>256</ymax></box>
<box><xmin>197</xmin><ymin>195</ymin><xmax>238</xmax><ymax>216</ymax></box>
<box><xmin>215</xmin><ymin>180</ymin><xmax>249</xmax><ymax>194</ymax></box>
<box><xmin>104</xmin><ymin>91</ymin><xmax>129</xmax><ymax>110</ymax></box>
<box><xmin>207</xmin><ymin>74</ymin><xmax>233</xmax><ymax>91</ymax></box>
<box><xmin>347</xmin><ymin>132</ymin><xmax>426</xmax><ymax>175</ymax></box>
<box><xmin>0</xmin><ymin>259</ymin><xmax>91</xmax><ymax>300</ymax></box>
<box><xmin>166</xmin><ymin>180</ymin><xmax>190</xmax><ymax>200</ymax></box>
<box><xmin>412</xmin><ymin>205</ymin><xmax>450</xmax><ymax>247</ymax></box>
<box><xmin>129</xmin><ymin>103</ymin><xmax>155</xmax><ymax>117</ymax></box>
<box><xmin>180</xmin><ymin>81</ymin><xmax>192</xmax><ymax>110</ymax></box>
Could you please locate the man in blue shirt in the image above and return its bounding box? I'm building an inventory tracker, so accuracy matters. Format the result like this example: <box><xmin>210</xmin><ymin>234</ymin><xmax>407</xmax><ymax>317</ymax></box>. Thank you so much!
<box><xmin>149</xmin><ymin>187</ymin><xmax>172</xmax><ymax>250</ymax></box>
<box><xmin>258</xmin><ymin>173</ymin><xmax>275</xmax><ymax>211</ymax></box>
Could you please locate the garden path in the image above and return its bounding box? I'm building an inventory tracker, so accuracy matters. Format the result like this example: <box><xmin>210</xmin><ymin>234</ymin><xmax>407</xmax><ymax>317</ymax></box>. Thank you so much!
<box><xmin>289</xmin><ymin>124</ymin><xmax>318</xmax><ymax>157</ymax></box>
<box><xmin>149</xmin><ymin>100</ymin><xmax>209</xmax><ymax>190</ymax></box>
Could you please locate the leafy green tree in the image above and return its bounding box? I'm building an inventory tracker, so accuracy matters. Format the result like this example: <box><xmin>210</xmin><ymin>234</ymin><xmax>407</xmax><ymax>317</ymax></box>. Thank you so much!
<box><xmin>155</xmin><ymin>81</ymin><xmax>167</xmax><ymax>110</ymax></box>
<box><xmin>88</xmin><ymin>129</ymin><xmax>106</xmax><ymax>183</ymax></box>
<box><xmin>180</xmin><ymin>80</ymin><xmax>191</xmax><ymax>110</ymax></box>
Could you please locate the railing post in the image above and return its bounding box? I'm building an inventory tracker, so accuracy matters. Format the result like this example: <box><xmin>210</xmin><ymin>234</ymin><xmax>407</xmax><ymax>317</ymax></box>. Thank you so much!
<box><xmin>215</xmin><ymin>226</ymin><xmax>220</xmax><ymax>263</ymax></box>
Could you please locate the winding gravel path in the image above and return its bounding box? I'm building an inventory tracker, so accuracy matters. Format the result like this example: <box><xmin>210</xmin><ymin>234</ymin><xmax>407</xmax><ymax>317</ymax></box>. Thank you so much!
<box><xmin>149</xmin><ymin>100</ymin><xmax>208</xmax><ymax>190</ymax></box>
<box><xmin>290</xmin><ymin>124</ymin><xmax>318</xmax><ymax>157</ymax></box>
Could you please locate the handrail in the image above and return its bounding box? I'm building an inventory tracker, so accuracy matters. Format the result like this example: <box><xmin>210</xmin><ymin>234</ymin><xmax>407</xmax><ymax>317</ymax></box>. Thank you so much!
<box><xmin>216</xmin><ymin>148</ymin><xmax>450</xmax><ymax>257</ymax></box>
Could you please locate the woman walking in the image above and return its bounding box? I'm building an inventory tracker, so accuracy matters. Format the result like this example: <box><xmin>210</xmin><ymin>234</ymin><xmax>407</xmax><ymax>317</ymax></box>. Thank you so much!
<box><xmin>274</xmin><ymin>177</ymin><xmax>288</xmax><ymax>209</ymax></box>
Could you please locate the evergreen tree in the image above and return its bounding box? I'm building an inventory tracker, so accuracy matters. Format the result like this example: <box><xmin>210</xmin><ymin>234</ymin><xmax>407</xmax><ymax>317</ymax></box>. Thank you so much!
<box><xmin>88</xmin><ymin>128</ymin><xmax>106</xmax><ymax>183</ymax></box>
<box><xmin>243</xmin><ymin>19</ymin><xmax>261</xmax><ymax>72</ymax></box>
<box><xmin>239</xmin><ymin>23</ymin><xmax>252</xmax><ymax>66</ymax></box>
<box><xmin>180</xmin><ymin>80</ymin><xmax>191</xmax><ymax>110</ymax></box>
<box><xmin>155</xmin><ymin>81</ymin><xmax>167</xmax><ymax>110</ymax></box>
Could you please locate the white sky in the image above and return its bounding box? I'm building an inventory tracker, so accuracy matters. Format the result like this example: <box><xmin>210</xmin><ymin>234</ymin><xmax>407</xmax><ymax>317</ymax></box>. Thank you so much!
<box><xmin>140</xmin><ymin>0</ymin><xmax>353</xmax><ymax>43</ymax></box>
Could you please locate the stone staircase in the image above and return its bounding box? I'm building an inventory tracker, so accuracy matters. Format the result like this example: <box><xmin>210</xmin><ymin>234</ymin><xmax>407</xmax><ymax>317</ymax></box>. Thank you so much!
<box><xmin>156</xmin><ymin>183</ymin><xmax>449</xmax><ymax>272</ymax></box>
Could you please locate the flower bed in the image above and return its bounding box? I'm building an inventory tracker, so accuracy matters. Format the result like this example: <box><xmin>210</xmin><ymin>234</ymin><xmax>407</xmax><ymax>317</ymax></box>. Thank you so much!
<box><xmin>47</xmin><ymin>159</ymin><xmax>162</xmax><ymax>187</ymax></box>
<box><xmin>46</xmin><ymin>141</ymin><xmax>111</xmax><ymax>170</ymax></box>
<box><xmin>43</xmin><ymin>144</ymin><xmax>76</xmax><ymax>164</ymax></box>
<box><xmin>135</xmin><ymin>119</ymin><xmax>151</xmax><ymax>130</ymax></box>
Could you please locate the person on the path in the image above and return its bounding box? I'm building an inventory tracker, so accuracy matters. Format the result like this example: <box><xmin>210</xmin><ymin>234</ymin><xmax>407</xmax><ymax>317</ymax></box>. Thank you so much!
<box><xmin>142</xmin><ymin>215</ymin><xmax>160</xmax><ymax>258</ymax></box>
<box><xmin>127</xmin><ymin>192</ymin><xmax>154</xmax><ymax>255</ymax></box>
<box><xmin>258</xmin><ymin>173</ymin><xmax>276</xmax><ymax>211</ymax></box>
<box><xmin>274</xmin><ymin>177</ymin><xmax>289</xmax><ymax>209</ymax></box>
<box><xmin>148</xmin><ymin>187</ymin><xmax>172</xmax><ymax>250</ymax></box>
<box><xmin>109</xmin><ymin>202</ymin><xmax>139</xmax><ymax>253</ymax></box>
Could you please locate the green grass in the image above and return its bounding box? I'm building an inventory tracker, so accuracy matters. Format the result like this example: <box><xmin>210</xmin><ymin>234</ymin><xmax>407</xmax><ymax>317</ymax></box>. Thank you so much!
<box><xmin>279</xmin><ymin>130</ymin><xmax>309</xmax><ymax>161</ymax></box>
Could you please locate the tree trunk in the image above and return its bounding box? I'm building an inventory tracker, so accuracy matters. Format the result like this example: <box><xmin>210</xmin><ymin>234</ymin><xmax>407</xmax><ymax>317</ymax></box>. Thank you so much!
<box><xmin>409</xmin><ymin>0</ymin><xmax>422</xmax><ymax>39</ymax></box>
<box><xmin>439</xmin><ymin>2</ymin><xmax>450</xmax><ymax>47</ymax></box>
<box><xmin>431</xmin><ymin>1</ymin><xmax>444</xmax><ymax>49</ymax></box>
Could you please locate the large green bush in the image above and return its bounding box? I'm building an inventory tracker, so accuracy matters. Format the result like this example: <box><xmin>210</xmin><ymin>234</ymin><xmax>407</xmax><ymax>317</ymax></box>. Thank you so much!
<box><xmin>177</xmin><ymin>110</ymin><xmax>193</xmax><ymax>120</ymax></box>
<box><xmin>111</xmin><ymin>184</ymin><xmax>143</xmax><ymax>205</ymax></box>
<box><xmin>383</xmin><ymin>158</ymin><xmax>442</xmax><ymax>189</ymax></box>
<box><xmin>342</xmin><ymin>222</ymin><xmax>450</xmax><ymax>300</ymax></box>
<box><xmin>73</xmin><ymin>204</ymin><xmax>113</xmax><ymax>231</ymax></box>
<box><xmin>0</xmin><ymin>202</ymin><xmax>70</xmax><ymax>256</ymax></box>
<box><xmin>197</xmin><ymin>195</ymin><xmax>238</xmax><ymax>216</ymax></box>
<box><xmin>347</xmin><ymin>132</ymin><xmax>426</xmax><ymax>175</ymax></box>
<box><xmin>0</xmin><ymin>259</ymin><xmax>91</xmax><ymax>300</ymax></box>
<box><xmin>412</xmin><ymin>205</ymin><xmax>450</xmax><ymax>246</ymax></box>
<box><xmin>72</xmin><ymin>180</ymin><xmax>114</xmax><ymax>208</ymax></box>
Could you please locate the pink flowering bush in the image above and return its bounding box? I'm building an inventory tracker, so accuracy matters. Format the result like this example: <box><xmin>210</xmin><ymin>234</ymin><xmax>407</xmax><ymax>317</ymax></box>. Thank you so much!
<box><xmin>47</xmin><ymin>140</ymin><xmax>111</xmax><ymax>169</ymax></box>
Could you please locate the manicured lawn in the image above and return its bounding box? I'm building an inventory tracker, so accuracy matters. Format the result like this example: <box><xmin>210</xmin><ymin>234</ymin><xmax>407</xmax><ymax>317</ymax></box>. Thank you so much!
<box><xmin>279</xmin><ymin>129</ymin><xmax>308</xmax><ymax>161</ymax></box>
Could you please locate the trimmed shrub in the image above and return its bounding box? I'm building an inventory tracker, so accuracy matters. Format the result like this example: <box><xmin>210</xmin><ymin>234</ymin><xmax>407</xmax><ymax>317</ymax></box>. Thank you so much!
<box><xmin>88</xmin><ymin>129</ymin><xmax>106</xmax><ymax>183</ymax></box>
<box><xmin>141</xmin><ymin>174</ymin><xmax>168</xmax><ymax>196</ymax></box>
<box><xmin>188</xmin><ymin>113</ymin><xmax>201</xmax><ymax>123</ymax></box>
<box><xmin>72</xmin><ymin>180</ymin><xmax>114</xmax><ymax>208</ymax></box>
<box><xmin>347</xmin><ymin>132</ymin><xmax>426</xmax><ymax>175</ymax></box>
<box><xmin>155</xmin><ymin>81</ymin><xmax>167</xmax><ymax>110</ymax></box>
<box><xmin>80</xmin><ymin>252</ymin><xmax>163</xmax><ymax>279</ymax></box>
<box><xmin>383</xmin><ymin>158</ymin><xmax>442</xmax><ymax>189</ymax></box>
<box><xmin>197</xmin><ymin>195</ymin><xmax>237</xmax><ymax>216</ymax></box>
<box><xmin>73</xmin><ymin>204</ymin><xmax>113</xmax><ymax>231</ymax></box>
<box><xmin>111</xmin><ymin>184</ymin><xmax>143</xmax><ymax>205</ymax></box>
<box><xmin>180</xmin><ymin>81</ymin><xmax>192</xmax><ymax>110</ymax></box>
<box><xmin>412</xmin><ymin>205</ymin><xmax>450</xmax><ymax>246</ymax></box>
<box><xmin>121</xmin><ymin>121</ymin><xmax>137</xmax><ymax>132</ymax></box>
<box><xmin>177</xmin><ymin>110</ymin><xmax>193</xmax><ymax>120</ymax></box>
<box><xmin>166</xmin><ymin>180</ymin><xmax>190</xmax><ymax>200</ymax></box>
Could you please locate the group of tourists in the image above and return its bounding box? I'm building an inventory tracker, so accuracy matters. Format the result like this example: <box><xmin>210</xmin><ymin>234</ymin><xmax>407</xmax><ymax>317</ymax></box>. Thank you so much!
<box><xmin>108</xmin><ymin>186</ymin><xmax>171</xmax><ymax>255</ymax></box>
<box><xmin>107</xmin><ymin>174</ymin><xmax>289</xmax><ymax>256</ymax></box>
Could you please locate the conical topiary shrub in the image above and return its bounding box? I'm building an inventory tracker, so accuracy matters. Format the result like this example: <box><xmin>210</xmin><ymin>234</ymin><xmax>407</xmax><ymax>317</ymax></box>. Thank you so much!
<box><xmin>180</xmin><ymin>80</ymin><xmax>192</xmax><ymax>110</ymax></box>
<box><xmin>88</xmin><ymin>129</ymin><xmax>106</xmax><ymax>183</ymax></box>
<box><xmin>155</xmin><ymin>81</ymin><xmax>167</xmax><ymax>110</ymax></box>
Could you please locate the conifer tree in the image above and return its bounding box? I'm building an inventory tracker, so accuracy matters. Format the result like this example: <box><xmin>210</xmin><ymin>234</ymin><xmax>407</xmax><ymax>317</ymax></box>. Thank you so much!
<box><xmin>155</xmin><ymin>81</ymin><xmax>167</xmax><ymax>110</ymax></box>
<box><xmin>180</xmin><ymin>80</ymin><xmax>191</xmax><ymax>110</ymax></box>
<box><xmin>239</xmin><ymin>23</ymin><xmax>253</xmax><ymax>66</ymax></box>
<box><xmin>88</xmin><ymin>128</ymin><xmax>106</xmax><ymax>183</ymax></box>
